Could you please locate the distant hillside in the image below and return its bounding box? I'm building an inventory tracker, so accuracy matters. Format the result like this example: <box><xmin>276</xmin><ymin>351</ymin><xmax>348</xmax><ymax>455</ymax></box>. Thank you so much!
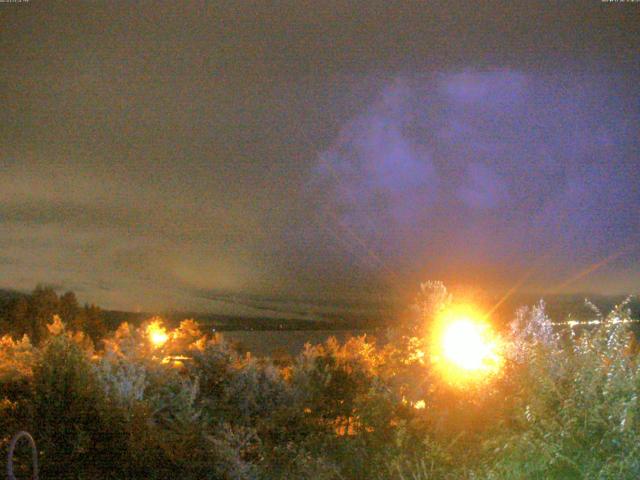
<box><xmin>2</xmin><ymin>286</ymin><xmax>638</xmax><ymax>334</ymax></box>
<box><xmin>101</xmin><ymin>309</ymin><xmax>373</xmax><ymax>332</ymax></box>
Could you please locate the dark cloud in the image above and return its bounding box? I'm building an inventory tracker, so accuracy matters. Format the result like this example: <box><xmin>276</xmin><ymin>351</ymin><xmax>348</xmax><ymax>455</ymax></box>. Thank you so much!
<box><xmin>0</xmin><ymin>200</ymin><xmax>138</xmax><ymax>229</ymax></box>
<box><xmin>0</xmin><ymin>2</ymin><xmax>638</xmax><ymax>310</ymax></box>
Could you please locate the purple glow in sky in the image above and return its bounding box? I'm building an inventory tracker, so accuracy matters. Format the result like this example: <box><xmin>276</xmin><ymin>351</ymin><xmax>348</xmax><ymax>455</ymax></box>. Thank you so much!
<box><xmin>315</xmin><ymin>72</ymin><xmax>639</xmax><ymax>294</ymax></box>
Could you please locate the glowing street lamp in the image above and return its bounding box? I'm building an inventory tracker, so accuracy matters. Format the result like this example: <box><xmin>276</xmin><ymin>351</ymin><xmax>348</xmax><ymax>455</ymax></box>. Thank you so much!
<box><xmin>430</xmin><ymin>305</ymin><xmax>504</xmax><ymax>386</ymax></box>
<box><xmin>147</xmin><ymin>320</ymin><xmax>168</xmax><ymax>348</ymax></box>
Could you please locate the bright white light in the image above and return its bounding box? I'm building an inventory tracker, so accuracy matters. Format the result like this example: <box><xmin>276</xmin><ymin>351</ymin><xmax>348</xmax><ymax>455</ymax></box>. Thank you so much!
<box><xmin>442</xmin><ymin>319</ymin><xmax>494</xmax><ymax>371</ymax></box>
<box><xmin>147</xmin><ymin>321</ymin><xmax>168</xmax><ymax>347</ymax></box>
<box><xmin>430</xmin><ymin>306</ymin><xmax>504</xmax><ymax>386</ymax></box>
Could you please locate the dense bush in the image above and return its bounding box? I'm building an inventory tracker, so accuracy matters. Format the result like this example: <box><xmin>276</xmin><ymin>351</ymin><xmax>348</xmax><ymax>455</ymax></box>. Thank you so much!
<box><xmin>0</xmin><ymin>283</ymin><xmax>638</xmax><ymax>479</ymax></box>
<box><xmin>32</xmin><ymin>333</ymin><xmax>130</xmax><ymax>479</ymax></box>
<box><xmin>479</xmin><ymin>300</ymin><xmax>640</xmax><ymax>479</ymax></box>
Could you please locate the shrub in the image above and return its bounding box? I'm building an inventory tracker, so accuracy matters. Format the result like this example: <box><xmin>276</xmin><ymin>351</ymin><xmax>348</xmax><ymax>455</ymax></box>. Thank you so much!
<box><xmin>1</xmin><ymin>285</ymin><xmax>638</xmax><ymax>479</ymax></box>
<box><xmin>31</xmin><ymin>333</ymin><xmax>129</xmax><ymax>479</ymax></box>
<box><xmin>479</xmin><ymin>299</ymin><xmax>639</xmax><ymax>479</ymax></box>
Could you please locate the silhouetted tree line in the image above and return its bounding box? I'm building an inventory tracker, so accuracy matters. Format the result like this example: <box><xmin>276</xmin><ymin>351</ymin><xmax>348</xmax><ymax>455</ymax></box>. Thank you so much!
<box><xmin>0</xmin><ymin>285</ymin><xmax>106</xmax><ymax>344</ymax></box>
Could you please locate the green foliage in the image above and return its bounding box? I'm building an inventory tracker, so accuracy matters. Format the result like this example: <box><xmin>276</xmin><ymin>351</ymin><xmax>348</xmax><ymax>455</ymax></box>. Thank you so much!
<box><xmin>31</xmin><ymin>333</ymin><xmax>129</xmax><ymax>478</ymax></box>
<box><xmin>480</xmin><ymin>298</ymin><xmax>640</xmax><ymax>480</ymax></box>
<box><xmin>0</xmin><ymin>284</ymin><xmax>638</xmax><ymax>479</ymax></box>
<box><xmin>292</xmin><ymin>336</ymin><xmax>379</xmax><ymax>425</ymax></box>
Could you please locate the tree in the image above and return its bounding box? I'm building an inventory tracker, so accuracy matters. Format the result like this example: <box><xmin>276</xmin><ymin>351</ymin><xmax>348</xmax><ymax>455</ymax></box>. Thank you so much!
<box><xmin>6</xmin><ymin>296</ymin><xmax>29</xmax><ymax>338</ymax></box>
<box><xmin>82</xmin><ymin>303</ymin><xmax>107</xmax><ymax>342</ymax></box>
<box><xmin>59</xmin><ymin>291</ymin><xmax>81</xmax><ymax>330</ymax></box>
<box><xmin>29</xmin><ymin>286</ymin><xmax>61</xmax><ymax>344</ymax></box>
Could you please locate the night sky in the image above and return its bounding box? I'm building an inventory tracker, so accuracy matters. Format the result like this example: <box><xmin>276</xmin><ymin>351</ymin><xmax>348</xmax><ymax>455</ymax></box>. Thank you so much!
<box><xmin>1</xmin><ymin>2</ymin><xmax>639</xmax><ymax>312</ymax></box>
